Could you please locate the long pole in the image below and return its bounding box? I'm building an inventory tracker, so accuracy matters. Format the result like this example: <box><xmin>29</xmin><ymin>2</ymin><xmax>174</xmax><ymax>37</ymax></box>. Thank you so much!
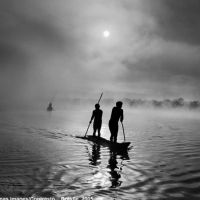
<box><xmin>84</xmin><ymin>122</ymin><xmax>91</xmax><ymax>137</ymax></box>
<box><xmin>84</xmin><ymin>93</ymin><xmax>103</xmax><ymax>137</ymax></box>
<box><xmin>121</xmin><ymin>122</ymin><xmax>126</xmax><ymax>142</ymax></box>
<box><xmin>97</xmin><ymin>92</ymin><xmax>103</xmax><ymax>104</ymax></box>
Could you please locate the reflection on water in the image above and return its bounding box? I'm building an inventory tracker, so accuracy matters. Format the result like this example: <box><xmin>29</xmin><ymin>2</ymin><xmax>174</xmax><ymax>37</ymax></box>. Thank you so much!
<box><xmin>0</xmin><ymin>109</ymin><xmax>200</xmax><ymax>199</ymax></box>
<box><xmin>108</xmin><ymin>151</ymin><xmax>122</xmax><ymax>188</ymax></box>
<box><xmin>88</xmin><ymin>144</ymin><xmax>101</xmax><ymax>166</ymax></box>
<box><xmin>88</xmin><ymin>143</ymin><xmax>130</xmax><ymax>189</ymax></box>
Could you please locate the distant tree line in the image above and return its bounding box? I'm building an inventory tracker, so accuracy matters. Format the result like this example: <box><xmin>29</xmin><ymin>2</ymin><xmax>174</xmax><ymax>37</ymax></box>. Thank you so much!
<box><xmin>122</xmin><ymin>97</ymin><xmax>200</xmax><ymax>109</ymax></box>
<box><xmin>67</xmin><ymin>97</ymin><xmax>200</xmax><ymax>109</ymax></box>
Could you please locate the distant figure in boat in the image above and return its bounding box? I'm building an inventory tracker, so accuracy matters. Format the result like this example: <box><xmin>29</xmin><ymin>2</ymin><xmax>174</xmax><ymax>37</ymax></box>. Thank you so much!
<box><xmin>109</xmin><ymin>101</ymin><xmax>124</xmax><ymax>143</ymax></box>
<box><xmin>90</xmin><ymin>103</ymin><xmax>103</xmax><ymax>137</ymax></box>
<box><xmin>47</xmin><ymin>102</ymin><xmax>53</xmax><ymax>111</ymax></box>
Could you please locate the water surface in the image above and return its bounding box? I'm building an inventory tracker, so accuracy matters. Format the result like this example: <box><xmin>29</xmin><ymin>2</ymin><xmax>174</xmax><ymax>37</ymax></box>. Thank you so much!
<box><xmin>0</xmin><ymin>107</ymin><xmax>200</xmax><ymax>199</ymax></box>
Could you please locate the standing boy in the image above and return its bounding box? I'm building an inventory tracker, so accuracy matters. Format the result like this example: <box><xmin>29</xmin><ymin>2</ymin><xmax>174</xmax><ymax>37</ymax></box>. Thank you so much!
<box><xmin>109</xmin><ymin>101</ymin><xmax>124</xmax><ymax>143</ymax></box>
<box><xmin>90</xmin><ymin>104</ymin><xmax>103</xmax><ymax>137</ymax></box>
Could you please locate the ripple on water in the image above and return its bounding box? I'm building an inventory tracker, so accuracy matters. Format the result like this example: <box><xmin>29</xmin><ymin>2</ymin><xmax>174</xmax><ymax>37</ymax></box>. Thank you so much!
<box><xmin>1</xmin><ymin>110</ymin><xmax>200</xmax><ymax>199</ymax></box>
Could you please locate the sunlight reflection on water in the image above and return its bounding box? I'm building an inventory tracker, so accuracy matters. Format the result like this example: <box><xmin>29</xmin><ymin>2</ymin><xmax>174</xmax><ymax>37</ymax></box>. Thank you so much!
<box><xmin>0</xmin><ymin>107</ymin><xmax>200</xmax><ymax>199</ymax></box>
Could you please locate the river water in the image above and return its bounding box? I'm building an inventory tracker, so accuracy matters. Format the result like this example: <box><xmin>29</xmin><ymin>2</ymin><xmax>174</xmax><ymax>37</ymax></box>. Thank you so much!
<box><xmin>0</xmin><ymin>106</ymin><xmax>200</xmax><ymax>199</ymax></box>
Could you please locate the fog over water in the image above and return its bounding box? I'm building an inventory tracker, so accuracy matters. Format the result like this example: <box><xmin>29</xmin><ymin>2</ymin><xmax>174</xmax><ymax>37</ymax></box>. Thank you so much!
<box><xmin>0</xmin><ymin>107</ymin><xmax>200</xmax><ymax>198</ymax></box>
<box><xmin>0</xmin><ymin>1</ymin><xmax>200</xmax><ymax>198</ymax></box>
<box><xmin>1</xmin><ymin>0</ymin><xmax>200</xmax><ymax>108</ymax></box>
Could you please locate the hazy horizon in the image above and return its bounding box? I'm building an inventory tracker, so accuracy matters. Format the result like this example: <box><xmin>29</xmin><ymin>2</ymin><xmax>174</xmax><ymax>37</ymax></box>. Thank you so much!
<box><xmin>1</xmin><ymin>0</ymin><xmax>200</xmax><ymax>107</ymax></box>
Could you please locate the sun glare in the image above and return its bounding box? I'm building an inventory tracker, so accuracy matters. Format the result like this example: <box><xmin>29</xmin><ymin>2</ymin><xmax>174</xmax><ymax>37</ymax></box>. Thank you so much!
<box><xmin>103</xmin><ymin>30</ymin><xmax>110</xmax><ymax>38</ymax></box>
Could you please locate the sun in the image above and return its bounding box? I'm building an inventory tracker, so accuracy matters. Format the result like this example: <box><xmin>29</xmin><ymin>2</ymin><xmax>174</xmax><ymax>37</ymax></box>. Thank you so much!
<box><xmin>103</xmin><ymin>30</ymin><xmax>110</xmax><ymax>38</ymax></box>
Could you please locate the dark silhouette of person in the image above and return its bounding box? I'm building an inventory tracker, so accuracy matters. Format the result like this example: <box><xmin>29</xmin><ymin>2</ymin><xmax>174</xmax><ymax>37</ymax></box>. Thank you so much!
<box><xmin>90</xmin><ymin>104</ymin><xmax>103</xmax><ymax>137</ymax></box>
<box><xmin>47</xmin><ymin>102</ymin><xmax>53</xmax><ymax>111</ymax></box>
<box><xmin>109</xmin><ymin>101</ymin><xmax>123</xmax><ymax>143</ymax></box>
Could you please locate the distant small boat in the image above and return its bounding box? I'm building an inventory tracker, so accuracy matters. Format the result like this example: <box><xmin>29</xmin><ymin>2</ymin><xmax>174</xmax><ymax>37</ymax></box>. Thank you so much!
<box><xmin>47</xmin><ymin>102</ymin><xmax>53</xmax><ymax>111</ymax></box>
<box><xmin>77</xmin><ymin>135</ymin><xmax>131</xmax><ymax>152</ymax></box>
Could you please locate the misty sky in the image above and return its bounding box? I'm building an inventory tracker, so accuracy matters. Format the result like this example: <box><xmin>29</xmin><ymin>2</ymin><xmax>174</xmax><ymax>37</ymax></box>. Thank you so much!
<box><xmin>1</xmin><ymin>0</ymin><xmax>200</xmax><ymax>105</ymax></box>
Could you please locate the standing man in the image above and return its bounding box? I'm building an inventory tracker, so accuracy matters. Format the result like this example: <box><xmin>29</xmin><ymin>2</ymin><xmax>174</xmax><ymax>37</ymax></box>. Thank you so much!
<box><xmin>109</xmin><ymin>101</ymin><xmax>124</xmax><ymax>143</ymax></box>
<box><xmin>90</xmin><ymin>104</ymin><xmax>103</xmax><ymax>137</ymax></box>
